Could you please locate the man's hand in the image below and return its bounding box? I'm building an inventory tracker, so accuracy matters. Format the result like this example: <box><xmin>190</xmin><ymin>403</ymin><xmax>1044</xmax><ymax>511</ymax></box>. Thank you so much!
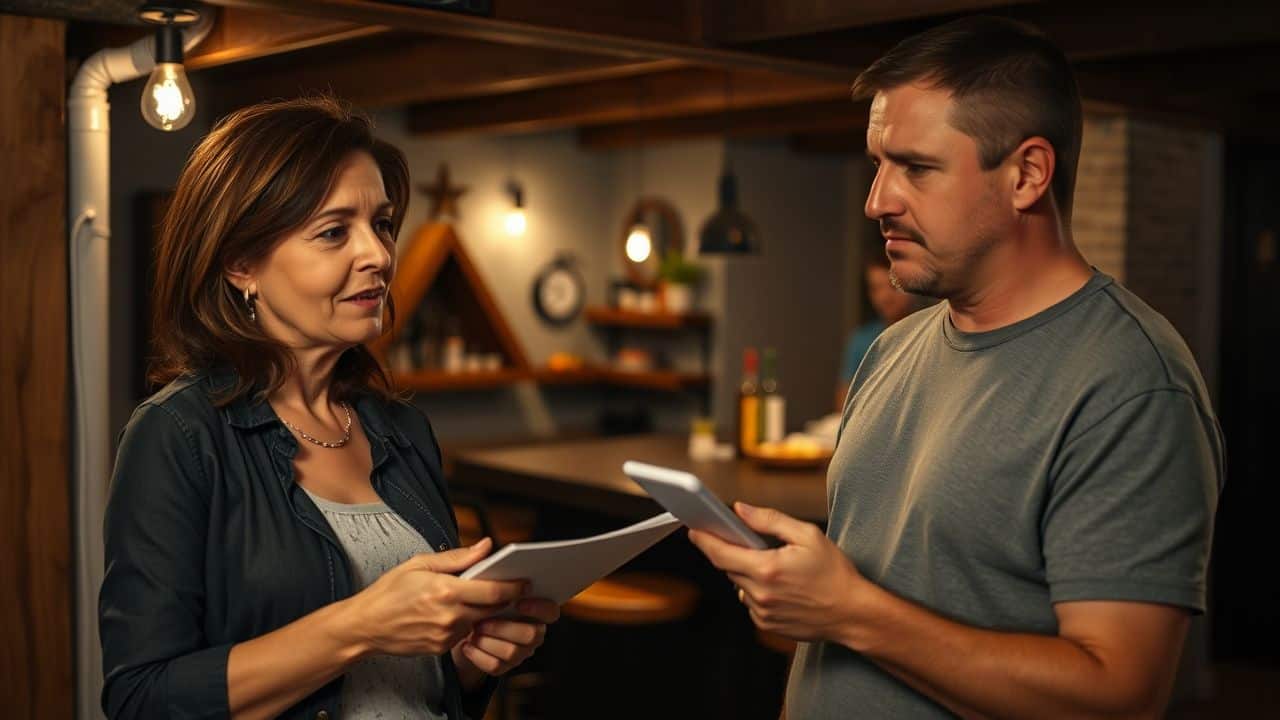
<box><xmin>688</xmin><ymin>502</ymin><xmax>866</xmax><ymax>642</ymax></box>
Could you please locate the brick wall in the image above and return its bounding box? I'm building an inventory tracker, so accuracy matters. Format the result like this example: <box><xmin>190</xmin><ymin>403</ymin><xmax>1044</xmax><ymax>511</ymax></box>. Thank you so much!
<box><xmin>1125</xmin><ymin>120</ymin><xmax>1211</xmax><ymax>352</ymax></box>
<box><xmin>1073</xmin><ymin>114</ymin><xmax>1128</xmax><ymax>280</ymax></box>
<box><xmin>1072</xmin><ymin>113</ymin><xmax>1217</xmax><ymax>369</ymax></box>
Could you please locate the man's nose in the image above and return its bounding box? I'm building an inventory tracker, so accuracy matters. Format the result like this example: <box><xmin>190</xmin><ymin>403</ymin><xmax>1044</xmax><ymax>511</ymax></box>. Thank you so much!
<box><xmin>864</xmin><ymin>168</ymin><xmax>903</xmax><ymax>221</ymax></box>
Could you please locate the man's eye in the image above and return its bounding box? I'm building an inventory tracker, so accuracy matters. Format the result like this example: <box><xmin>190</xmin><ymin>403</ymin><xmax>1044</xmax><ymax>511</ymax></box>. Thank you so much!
<box><xmin>905</xmin><ymin>164</ymin><xmax>930</xmax><ymax>177</ymax></box>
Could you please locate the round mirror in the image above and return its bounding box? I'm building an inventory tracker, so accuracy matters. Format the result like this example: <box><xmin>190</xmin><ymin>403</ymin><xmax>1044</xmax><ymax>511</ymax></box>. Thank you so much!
<box><xmin>620</xmin><ymin>197</ymin><xmax>685</xmax><ymax>288</ymax></box>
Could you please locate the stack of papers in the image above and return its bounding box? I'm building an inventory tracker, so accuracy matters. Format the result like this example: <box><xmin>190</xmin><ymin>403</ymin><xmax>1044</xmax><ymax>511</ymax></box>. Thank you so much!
<box><xmin>460</xmin><ymin>512</ymin><xmax>681</xmax><ymax>604</ymax></box>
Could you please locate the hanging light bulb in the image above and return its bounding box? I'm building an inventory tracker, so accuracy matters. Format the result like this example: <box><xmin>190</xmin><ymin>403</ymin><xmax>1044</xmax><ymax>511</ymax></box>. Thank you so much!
<box><xmin>625</xmin><ymin>223</ymin><xmax>653</xmax><ymax>263</ymax></box>
<box><xmin>141</xmin><ymin>59</ymin><xmax>195</xmax><ymax>131</ymax></box>
<box><xmin>138</xmin><ymin>4</ymin><xmax>199</xmax><ymax>132</ymax></box>
<box><xmin>504</xmin><ymin>180</ymin><xmax>527</xmax><ymax>236</ymax></box>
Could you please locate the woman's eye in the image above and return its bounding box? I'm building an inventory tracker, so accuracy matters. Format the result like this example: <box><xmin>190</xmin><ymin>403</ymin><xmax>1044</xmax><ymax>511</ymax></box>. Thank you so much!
<box><xmin>317</xmin><ymin>225</ymin><xmax>348</xmax><ymax>242</ymax></box>
<box><xmin>374</xmin><ymin>217</ymin><xmax>395</xmax><ymax>235</ymax></box>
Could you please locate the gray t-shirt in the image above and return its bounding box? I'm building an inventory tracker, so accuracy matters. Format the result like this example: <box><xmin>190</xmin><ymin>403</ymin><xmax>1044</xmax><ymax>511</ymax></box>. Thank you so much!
<box><xmin>786</xmin><ymin>272</ymin><xmax>1223</xmax><ymax>719</ymax></box>
<box><xmin>304</xmin><ymin>488</ymin><xmax>449</xmax><ymax>720</ymax></box>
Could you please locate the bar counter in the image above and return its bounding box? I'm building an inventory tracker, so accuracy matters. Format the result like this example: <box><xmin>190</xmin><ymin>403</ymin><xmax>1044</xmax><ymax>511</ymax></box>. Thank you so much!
<box><xmin>450</xmin><ymin>433</ymin><xmax>829</xmax><ymax>524</ymax></box>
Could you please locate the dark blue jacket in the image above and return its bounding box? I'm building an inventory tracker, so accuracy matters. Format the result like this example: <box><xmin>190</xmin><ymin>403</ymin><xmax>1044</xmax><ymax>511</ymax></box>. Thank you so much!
<box><xmin>99</xmin><ymin>369</ymin><xmax>496</xmax><ymax>719</ymax></box>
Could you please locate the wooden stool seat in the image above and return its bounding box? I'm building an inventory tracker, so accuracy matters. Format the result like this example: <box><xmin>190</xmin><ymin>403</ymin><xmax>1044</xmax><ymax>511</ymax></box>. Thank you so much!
<box><xmin>454</xmin><ymin>503</ymin><xmax>536</xmax><ymax>547</ymax></box>
<box><xmin>563</xmin><ymin>572</ymin><xmax>700</xmax><ymax>625</ymax></box>
<box><xmin>755</xmin><ymin>628</ymin><xmax>797</xmax><ymax>655</ymax></box>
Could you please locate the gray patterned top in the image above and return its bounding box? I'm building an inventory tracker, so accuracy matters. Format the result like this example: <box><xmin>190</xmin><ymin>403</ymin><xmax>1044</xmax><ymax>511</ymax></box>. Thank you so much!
<box><xmin>304</xmin><ymin>488</ymin><xmax>449</xmax><ymax>719</ymax></box>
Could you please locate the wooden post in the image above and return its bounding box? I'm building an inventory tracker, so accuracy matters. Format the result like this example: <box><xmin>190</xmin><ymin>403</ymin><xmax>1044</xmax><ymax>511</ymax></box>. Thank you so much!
<box><xmin>0</xmin><ymin>13</ymin><xmax>73</xmax><ymax>720</ymax></box>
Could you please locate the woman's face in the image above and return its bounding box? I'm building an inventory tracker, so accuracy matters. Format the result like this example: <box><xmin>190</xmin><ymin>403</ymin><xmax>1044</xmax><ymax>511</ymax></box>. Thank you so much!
<box><xmin>235</xmin><ymin>151</ymin><xmax>396</xmax><ymax>352</ymax></box>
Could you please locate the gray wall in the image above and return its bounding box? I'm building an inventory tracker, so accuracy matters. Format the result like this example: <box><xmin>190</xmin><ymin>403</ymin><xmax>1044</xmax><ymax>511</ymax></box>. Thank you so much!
<box><xmin>714</xmin><ymin>139</ymin><xmax>856</xmax><ymax>435</ymax></box>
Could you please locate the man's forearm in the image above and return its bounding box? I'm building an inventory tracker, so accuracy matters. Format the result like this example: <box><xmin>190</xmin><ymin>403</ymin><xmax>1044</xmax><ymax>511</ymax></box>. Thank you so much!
<box><xmin>835</xmin><ymin>582</ymin><xmax>1181</xmax><ymax>720</ymax></box>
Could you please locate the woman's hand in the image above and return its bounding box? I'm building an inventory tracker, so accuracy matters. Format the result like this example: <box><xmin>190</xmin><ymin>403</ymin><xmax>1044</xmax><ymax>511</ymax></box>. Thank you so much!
<box><xmin>451</xmin><ymin>598</ymin><xmax>560</xmax><ymax>681</ymax></box>
<box><xmin>343</xmin><ymin>538</ymin><xmax>525</xmax><ymax>657</ymax></box>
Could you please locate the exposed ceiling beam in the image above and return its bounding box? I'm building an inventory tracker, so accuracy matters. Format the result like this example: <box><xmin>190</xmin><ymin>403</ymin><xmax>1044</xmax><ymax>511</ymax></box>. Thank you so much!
<box><xmin>0</xmin><ymin>0</ymin><xmax>139</xmax><ymax>25</ymax></box>
<box><xmin>578</xmin><ymin>99</ymin><xmax>868</xmax><ymax>149</ymax></box>
<box><xmin>1074</xmin><ymin>44</ymin><xmax>1280</xmax><ymax>106</ymax></box>
<box><xmin>66</xmin><ymin>5</ymin><xmax>389</xmax><ymax>71</ymax></box>
<box><xmin>729</xmin><ymin>2</ymin><xmax>1280</xmax><ymax>69</ymax></box>
<box><xmin>186</xmin><ymin>6</ymin><xmax>388</xmax><ymax>70</ymax></box>
<box><xmin>205</xmin><ymin>0</ymin><xmax>853</xmax><ymax>81</ymax></box>
<box><xmin>407</xmin><ymin>66</ymin><xmax>852</xmax><ymax>136</ymax></box>
<box><xmin>208</xmin><ymin>32</ymin><xmax>686</xmax><ymax>111</ymax></box>
<box><xmin>703</xmin><ymin>0</ymin><xmax>1031</xmax><ymax>45</ymax></box>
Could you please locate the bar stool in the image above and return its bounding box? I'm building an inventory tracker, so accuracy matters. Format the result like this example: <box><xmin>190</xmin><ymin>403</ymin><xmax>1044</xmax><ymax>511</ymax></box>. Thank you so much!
<box><xmin>562</xmin><ymin>571</ymin><xmax>700</xmax><ymax>624</ymax></box>
<box><xmin>545</xmin><ymin>572</ymin><xmax>702</xmax><ymax>719</ymax></box>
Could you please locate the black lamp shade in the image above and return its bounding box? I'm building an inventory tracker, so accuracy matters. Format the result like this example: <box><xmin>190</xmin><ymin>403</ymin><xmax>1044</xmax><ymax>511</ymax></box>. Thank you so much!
<box><xmin>698</xmin><ymin>171</ymin><xmax>758</xmax><ymax>254</ymax></box>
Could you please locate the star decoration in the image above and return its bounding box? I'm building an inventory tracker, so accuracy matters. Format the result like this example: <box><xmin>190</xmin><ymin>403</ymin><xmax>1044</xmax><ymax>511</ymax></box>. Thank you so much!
<box><xmin>418</xmin><ymin>163</ymin><xmax>469</xmax><ymax>221</ymax></box>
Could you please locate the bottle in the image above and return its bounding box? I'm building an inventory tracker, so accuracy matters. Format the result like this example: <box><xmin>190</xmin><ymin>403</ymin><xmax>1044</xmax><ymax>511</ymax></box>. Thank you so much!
<box><xmin>760</xmin><ymin>347</ymin><xmax>786</xmax><ymax>444</ymax></box>
<box><xmin>738</xmin><ymin>348</ymin><xmax>761</xmax><ymax>454</ymax></box>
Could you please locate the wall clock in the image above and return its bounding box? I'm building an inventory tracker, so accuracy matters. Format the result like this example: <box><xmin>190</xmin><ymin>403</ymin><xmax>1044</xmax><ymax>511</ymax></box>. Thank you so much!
<box><xmin>532</xmin><ymin>253</ymin><xmax>585</xmax><ymax>325</ymax></box>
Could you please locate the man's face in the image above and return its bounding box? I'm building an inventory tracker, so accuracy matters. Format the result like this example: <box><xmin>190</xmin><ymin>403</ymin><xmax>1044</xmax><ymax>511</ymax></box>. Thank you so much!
<box><xmin>864</xmin><ymin>83</ymin><xmax>1011</xmax><ymax>298</ymax></box>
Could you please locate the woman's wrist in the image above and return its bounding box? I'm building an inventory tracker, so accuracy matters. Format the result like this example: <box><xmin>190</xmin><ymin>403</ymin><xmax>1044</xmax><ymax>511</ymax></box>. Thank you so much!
<box><xmin>323</xmin><ymin>596</ymin><xmax>374</xmax><ymax>665</ymax></box>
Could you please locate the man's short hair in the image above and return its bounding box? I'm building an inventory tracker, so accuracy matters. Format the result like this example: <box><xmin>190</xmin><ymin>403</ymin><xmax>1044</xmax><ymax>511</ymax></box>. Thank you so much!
<box><xmin>852</xmin><ymin>16</ymin><xmax>1082</xmax><ymax>222</ymax></box>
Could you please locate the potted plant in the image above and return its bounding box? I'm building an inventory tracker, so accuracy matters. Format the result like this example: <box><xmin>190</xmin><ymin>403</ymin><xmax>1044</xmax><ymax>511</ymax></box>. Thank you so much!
<box><xmin>657</xmin><ymin>250</ymin><xmax>706</xmax><ymax>314</ymax></box>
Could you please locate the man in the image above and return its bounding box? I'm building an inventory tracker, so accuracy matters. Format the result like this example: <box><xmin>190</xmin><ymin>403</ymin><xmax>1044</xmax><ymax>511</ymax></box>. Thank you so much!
<box><xmin>690</xmin><ymin>16</ymin><xmax>1223</xmax><ymax>719</ymax></box>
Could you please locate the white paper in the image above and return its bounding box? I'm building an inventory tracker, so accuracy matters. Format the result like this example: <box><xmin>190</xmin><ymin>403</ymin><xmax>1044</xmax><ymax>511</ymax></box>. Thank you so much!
<box><xmin>460</xmin><ymin>512</ymin><xmax>682</xmax><ymax>604</ymax></box>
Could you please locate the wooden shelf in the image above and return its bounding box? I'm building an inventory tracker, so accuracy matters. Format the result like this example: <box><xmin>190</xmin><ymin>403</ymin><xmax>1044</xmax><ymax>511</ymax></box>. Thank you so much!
<box><xmin>392</xmin><ymin>365</ymin><xmax>711</xmax><ymax>393</ymax></box>
<box><xmin>595</xmin><ymin>368</ymin><xmax>710</xmax><ymax>391</ymax></box>
<box><xmin>532</xmin><ymin>365</ymin><xmax>711</xmax><ymax>391</ymax></box>
<box><xmin>393</xmin><ymin>368</ymin><xmax>530</xmax><ymax>391</ymax></box>
<box><xmin>584</xmin><ymin>306</ymin><xmax>711</xmax><ymax>329</ymax></box>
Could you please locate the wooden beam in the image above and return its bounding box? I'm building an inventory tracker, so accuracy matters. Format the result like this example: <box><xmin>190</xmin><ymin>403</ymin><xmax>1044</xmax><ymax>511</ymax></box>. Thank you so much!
<box><xmin>67</xmin><ymin>6</ymin><xmax>390</xmax><ymax>71</ymax></box>
<box><xmin>729</xmin><ymin>3</ymin><xmax>1280</xmax><ymax>69</ymax></box>
<box><xmin>578</xmin><ymin>99</ymin><xmax>868</xmax><ymax>149</ymax></box>
<box><xmin>704</xmin><ymin>0</ymin><xmax>1029</xmax><ymax>44</ymax></box>
<box><xmin>206</xmin><ymin>0</ymin><xmax>853</xmax><ymax>81</ymax></box>
<box><xmin>408</xmin><ymin>66</ymin><xmax>852</xmax><ymax>136</ymax></box>
<box><xmin>186</xmin><ymin>6</ymin><xmax>388</xmax><ymax>70</ymax></box>
<box><xmin>209</xmin><ymin>32</ymin><xmax>687</xmax><ymax>111</ymax></box>
<box><xmin>0</xmin><ymin>13</ymin><xmax>72</xmax><ymax>720</ymax></box>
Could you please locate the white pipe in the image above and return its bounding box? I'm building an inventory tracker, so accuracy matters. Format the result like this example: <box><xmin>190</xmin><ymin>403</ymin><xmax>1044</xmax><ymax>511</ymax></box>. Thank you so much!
<box><xmin>67</xmin><ymin>14</ymin><xmax>212</xmax><ymax>720</ymax></box>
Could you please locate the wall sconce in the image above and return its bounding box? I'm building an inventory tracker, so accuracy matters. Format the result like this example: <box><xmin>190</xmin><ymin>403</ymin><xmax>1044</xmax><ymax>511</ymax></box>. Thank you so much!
<box><xmin>625</xmin><ymin>222</ymin><xmax>652</xmax><ymax>263</ymax></box>
<box><xmin>504</xmin><ymin>180</ymin><xmax>527</xmax><ymax>236</ymax></box>
<box><xmin>138</xmin><ymin>2</ymin><xmax>200</xmax><ymax>131</ymax></box>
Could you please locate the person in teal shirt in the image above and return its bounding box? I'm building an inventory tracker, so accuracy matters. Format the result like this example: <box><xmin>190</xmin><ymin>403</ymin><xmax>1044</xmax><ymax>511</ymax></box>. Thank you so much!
<box><xmin>837</xmin><ymin>252</ymin><xmax>926</xmax><ymax>409</ymax></box>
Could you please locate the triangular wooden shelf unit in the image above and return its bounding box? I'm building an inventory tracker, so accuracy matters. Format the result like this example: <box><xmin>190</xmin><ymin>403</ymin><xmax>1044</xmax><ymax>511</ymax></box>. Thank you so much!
<box><xmin>374</xmin><ymin>223</ymin><xmax>530</xmax><ymax>390</ymax></box>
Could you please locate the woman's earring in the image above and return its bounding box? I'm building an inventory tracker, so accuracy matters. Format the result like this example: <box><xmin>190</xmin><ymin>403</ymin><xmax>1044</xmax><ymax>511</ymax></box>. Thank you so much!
<box><xmin>243</xmin><ymin>287</ymin><xmax>257</xmax><ymax>322</ymax></box>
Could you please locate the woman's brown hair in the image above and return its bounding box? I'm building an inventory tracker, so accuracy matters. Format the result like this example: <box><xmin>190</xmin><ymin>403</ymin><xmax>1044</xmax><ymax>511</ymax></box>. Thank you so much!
<box><xmin>148</xmin><ymin>96</ymin><xmax>409</xmax><ymax>405</ymax></box>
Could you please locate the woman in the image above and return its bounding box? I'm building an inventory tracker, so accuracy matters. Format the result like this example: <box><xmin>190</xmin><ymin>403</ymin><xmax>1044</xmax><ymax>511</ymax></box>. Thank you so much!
<box><xmin>99</xmin><ymin>97</ymin><xmax>556</xmax><ymax>720</ymax></box>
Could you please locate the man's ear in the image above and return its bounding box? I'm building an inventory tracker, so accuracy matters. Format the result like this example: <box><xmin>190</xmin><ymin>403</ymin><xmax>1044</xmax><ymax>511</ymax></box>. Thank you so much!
<box><xmin>1010</xmin><ymin>136</ymin><xmax>1056</xmax><ymax>213</ymax></box>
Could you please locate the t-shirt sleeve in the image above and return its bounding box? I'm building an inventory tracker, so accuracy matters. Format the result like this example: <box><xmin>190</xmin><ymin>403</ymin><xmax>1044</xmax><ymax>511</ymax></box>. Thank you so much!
<box><xmin>1043</xmin><ymin>388</ymin><xmax>1222</xmax><ymax>613</ymax></box>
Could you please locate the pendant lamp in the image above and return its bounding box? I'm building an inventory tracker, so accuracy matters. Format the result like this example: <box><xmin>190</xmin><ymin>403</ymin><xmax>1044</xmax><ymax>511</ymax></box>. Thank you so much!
<box><xmin>698</xmin><ymin>71</ymin><xmax>759</xmax><ymax>254</ymax></box>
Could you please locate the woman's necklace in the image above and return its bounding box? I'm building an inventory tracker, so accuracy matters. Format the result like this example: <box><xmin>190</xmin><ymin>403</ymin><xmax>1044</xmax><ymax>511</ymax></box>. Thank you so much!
<box><xmin>280</xmin><ymin>402</ymin><xmax>353</xmax><ymax>449</ymax></box>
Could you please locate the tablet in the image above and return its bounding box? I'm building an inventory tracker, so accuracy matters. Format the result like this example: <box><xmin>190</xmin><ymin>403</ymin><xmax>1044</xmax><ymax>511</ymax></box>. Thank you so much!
<box><xmin>623</xmin><ymin>461</ymin><xmax>773</xmax><ymax>550</ymax></box>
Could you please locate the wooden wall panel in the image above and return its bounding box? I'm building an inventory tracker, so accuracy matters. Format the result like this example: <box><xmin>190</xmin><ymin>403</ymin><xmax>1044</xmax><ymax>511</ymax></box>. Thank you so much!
<box><xmin>0</xmin><ymin>13</ymin><xmax>73</xmax><ymax>720</ymax></box>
